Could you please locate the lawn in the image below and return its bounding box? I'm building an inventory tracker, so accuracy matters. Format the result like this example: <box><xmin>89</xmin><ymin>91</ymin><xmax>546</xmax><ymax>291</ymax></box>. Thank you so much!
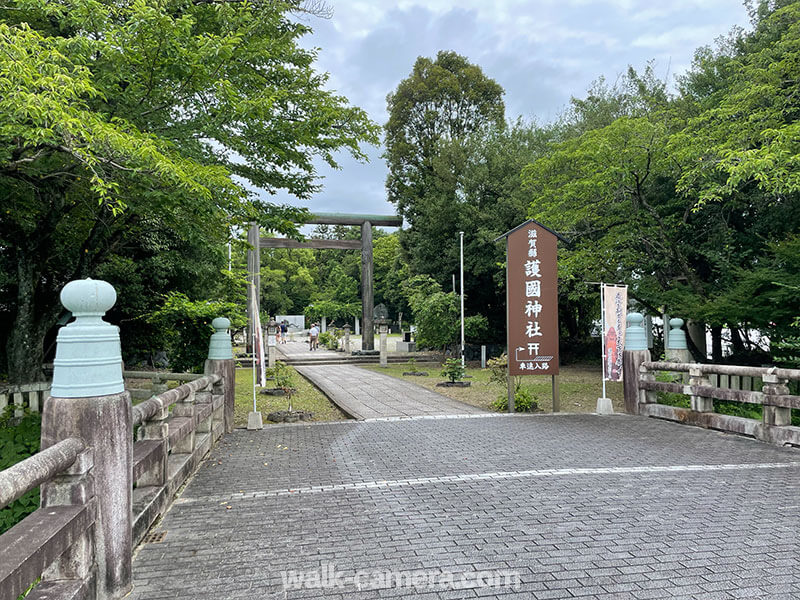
<box><xmin>233</xmin><ymin>366</ymin><xmax>348</xmax><ymax>426</ymax></box>
<box><xmin>359</xmin><ymin>362</ymin><xmax>624</xmax><ymax>413</ymax></box>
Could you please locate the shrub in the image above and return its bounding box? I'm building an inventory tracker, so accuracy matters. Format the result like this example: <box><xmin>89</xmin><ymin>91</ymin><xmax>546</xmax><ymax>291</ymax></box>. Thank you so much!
<box><xmin>149</xmin><ymin>292</ymin><xmax>245</xmax><ymax>373</ymax></box>
<box><xmin>266</xmin><ymin>360</ymin><xmax>295</xmax><ymax>390</ymax></box>
<box><xmin>318</xmin><ymin>331</ymin><xmax>335</xmax><ymax>348</ymax></box>
<box><xmin>464</xmin><ymin>314</ymin><xmax>490</xmax><ymax>343</ymax></box>
<box><xmin>441</xmin><ymin>358</ymin><xmax>465</xmax><ymax>382</ymax></box>
<box><xmin>491</xmin><ymin>387</ymin><xmax>539</xmax><ymax>412</ymax></box>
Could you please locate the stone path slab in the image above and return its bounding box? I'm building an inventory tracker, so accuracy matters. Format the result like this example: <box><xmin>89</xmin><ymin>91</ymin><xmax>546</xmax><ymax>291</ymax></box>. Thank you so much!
<box><xmin>294</xmin><ymin>363</ymin><xmax>486</xmax><ymax>419</ymax></box>
<box><xmin>129</xmin><ymin>414</ymin><xmax>800</xmax><ymax>599</ymax></box>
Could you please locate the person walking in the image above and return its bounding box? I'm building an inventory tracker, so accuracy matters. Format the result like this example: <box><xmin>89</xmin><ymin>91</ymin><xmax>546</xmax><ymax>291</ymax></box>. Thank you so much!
<box><xmin>280</xmin><ymin>321</ymin><xmax>288</xmax><ymax>344</ymax></box>
<box><xmin>309</xmin><ymin>322</ymin><xmax>319</xmax><ymax>351</ymax></box>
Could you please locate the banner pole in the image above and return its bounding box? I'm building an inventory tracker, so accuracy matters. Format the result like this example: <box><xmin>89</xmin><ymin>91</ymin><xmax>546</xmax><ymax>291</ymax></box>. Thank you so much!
<box><xmin>506</xmin><ymin>237</ymin><xmax>514</xmax><ymax>413</ymax></box>
<box><xmin>252</xmin><ymin>327</ymin><xmax>257</xmax><ymax>413</ymax></box>
<box><xmin>600</xmin><ymin>282</ymin><xmax>607</xmax><ymax>400</ymax></box>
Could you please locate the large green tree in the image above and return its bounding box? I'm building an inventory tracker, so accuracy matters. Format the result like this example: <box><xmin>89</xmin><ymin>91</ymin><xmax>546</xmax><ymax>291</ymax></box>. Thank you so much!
<box><xmin>0</xmin><ymin>0</ymin><xmax>378</xmax><ymax>381</ymax></box>
<box><xmin>521</xmin><ymin>2</ymin><xmax>800</xmax><ymax>361</ymax></box>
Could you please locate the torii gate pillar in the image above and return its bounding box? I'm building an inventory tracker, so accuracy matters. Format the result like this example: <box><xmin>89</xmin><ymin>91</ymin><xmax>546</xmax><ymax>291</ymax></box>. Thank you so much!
<box><xmin>254</xmin><ymin>213</ymin><xmax>402</xmax><ymax>353</ymax></box>
<box><xmin>361</xmin><ymin>221</ymin><xmax>374</xmax><ymax>351</ymax></box>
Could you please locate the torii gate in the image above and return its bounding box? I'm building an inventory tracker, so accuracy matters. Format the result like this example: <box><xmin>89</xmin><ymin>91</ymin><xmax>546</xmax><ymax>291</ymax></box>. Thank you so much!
<box><xmin>247</xmin><ymin>212</ymin><xmax>403</xmax><ymax>351</ymax></box>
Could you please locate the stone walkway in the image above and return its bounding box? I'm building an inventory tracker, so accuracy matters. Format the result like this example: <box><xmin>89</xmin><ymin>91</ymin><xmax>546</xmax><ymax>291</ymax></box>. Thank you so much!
<box><xmin>129</xmin><ymin>414</ymin><xmax>800</xmax><ymax>599</ymax></box>
<box><xmin>295</xmin><ymin>363</ymin><xmax>485</xmax><ymax>419</ymax></box>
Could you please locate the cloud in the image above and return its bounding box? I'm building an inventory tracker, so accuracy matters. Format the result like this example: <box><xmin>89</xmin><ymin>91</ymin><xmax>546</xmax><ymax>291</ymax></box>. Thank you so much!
<box><xmin>275</xmin><ymin>0</ymin><xmax>751</xmax><ymax>214</ymax></box>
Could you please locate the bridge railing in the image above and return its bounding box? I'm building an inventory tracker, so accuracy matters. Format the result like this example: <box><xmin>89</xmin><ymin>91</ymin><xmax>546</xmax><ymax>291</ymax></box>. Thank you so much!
<box><xmin>0</xmin><ymin>382</ymin><xmax>51</xmax><ymax>416</ymax></box>
<box><xmin>130</xmin><ymin>372</ymin><xmax>226</xmax><ymax>545</ymax></box>
<box><xmin>0</xmin><ymin>438</ymin><xmax>94</xmax><ymax>600</ymax></box>
<box><xmin>636</xmin><ymin>360</ymin><xmax>800</xmax><ymax>447</ymax></box>
<box><xmin>0</xmin><ymin>279</ymin><xmax>236</xmax><ymax>600</ymax></box>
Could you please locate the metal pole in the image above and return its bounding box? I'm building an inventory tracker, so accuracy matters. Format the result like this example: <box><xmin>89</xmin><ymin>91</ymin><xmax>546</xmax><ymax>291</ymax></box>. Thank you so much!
<box><xmin>459</xmin><ymin>231</ymin><xmax>465</xmax><ymax>367</ymax></box>
<box><xmin>252</xmin><ymin>327</ymin><xmax>257</xmax><ymax>413</ymax></box>
<box><xmin>506</xmin><ymin>238</ymin><xmax>514</xmax><ymax>413</ymax></box>
<box><xmin>600</xmin><ymin>282</ymin><xmax>607</xmax><ymax>400</ymax></box>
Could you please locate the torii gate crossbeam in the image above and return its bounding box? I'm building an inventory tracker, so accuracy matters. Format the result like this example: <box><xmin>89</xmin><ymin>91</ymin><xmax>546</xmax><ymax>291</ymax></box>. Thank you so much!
<box><xmin>247</xmin><ymin>213</ymin><xmax>402</xmax><ymax>352</ymax></box>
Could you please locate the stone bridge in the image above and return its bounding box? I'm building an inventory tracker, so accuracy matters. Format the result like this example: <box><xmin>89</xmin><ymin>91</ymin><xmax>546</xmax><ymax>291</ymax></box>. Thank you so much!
<box><xmin>1</xmin><ymin>280</ymin><xmax>799</xmax><ymax>600</ymax></box>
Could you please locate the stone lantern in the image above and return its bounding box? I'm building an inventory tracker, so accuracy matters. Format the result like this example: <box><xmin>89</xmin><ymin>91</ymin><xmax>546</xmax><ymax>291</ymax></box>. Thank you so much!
<box><xmin>343</xmin><ymin>323</ymin><xmax>352</xmax><ymax>354</ymax></box>
<box><xmin>267</xmin><ymin>317</ymin><xmax>278</xmax><ymax>367</ymax></box>
<box><xmin>374</xmin><ymin>304</ymin><xmax>391</xmax><ymax>367</ymax></box>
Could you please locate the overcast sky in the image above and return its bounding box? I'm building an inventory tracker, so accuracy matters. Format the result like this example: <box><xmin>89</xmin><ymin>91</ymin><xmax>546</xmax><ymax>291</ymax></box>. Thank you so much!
<box><xmin>270</xmin><ymin>0</ymin><xmax>752</xmax><ymax>221</ymax></box>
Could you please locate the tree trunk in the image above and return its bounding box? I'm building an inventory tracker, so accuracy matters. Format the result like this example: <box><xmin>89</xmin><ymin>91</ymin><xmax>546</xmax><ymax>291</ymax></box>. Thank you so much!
<box><xmin>7</xmin><ymin>253</ymin><xmax>49</xmax><ymax>383</ymax></box>
<box><xmin>731</xmin><ymin>327</ymin><xmax>746</xmax><ymax>355</ymax></box>
<box><xmin>710</xmin><ymin>326</ymin><xmax>723</xmax><ymax>362</ymax></box>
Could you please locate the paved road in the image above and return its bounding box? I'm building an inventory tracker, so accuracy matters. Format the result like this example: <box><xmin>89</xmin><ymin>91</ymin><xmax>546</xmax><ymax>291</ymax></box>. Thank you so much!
<box><xmin>295</xmin><ymin>363</ymin><xmax>485</xmax><ymax>419</ymax></box>
<box><xmin>129</xmin><ymin>414</ymin><xmax>800</xmax><ymax>599</ymax></box>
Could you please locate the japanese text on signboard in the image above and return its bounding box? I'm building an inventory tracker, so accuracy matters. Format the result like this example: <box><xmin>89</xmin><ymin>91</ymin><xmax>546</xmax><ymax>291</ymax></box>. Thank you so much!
<box><xmin>506</xmin><ymin>222</ymin><xmax>559</xmax><ymax>376</ymax></box>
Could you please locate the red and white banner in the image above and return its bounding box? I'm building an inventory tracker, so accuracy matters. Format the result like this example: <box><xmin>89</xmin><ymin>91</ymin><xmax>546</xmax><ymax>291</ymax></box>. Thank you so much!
<box><xmin>601</xmin><ymin>284</ymin><xmax>628</xmax><ymax>382</ymax></box>
<box><xmin>252</xmin><ymin>286</ymin><xmax>267</xmax><ymax>387</ymax></box>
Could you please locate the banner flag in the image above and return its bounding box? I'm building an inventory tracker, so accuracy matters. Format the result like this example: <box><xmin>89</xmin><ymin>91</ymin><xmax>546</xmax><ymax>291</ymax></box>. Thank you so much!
<box><xmin>252</xmin><ymin>285</ymin><xmax>267</xmax><ymax>387</ymax></box>
<box><xmin>602</xmin><ymin>284</ymin><xmax>628</xmax><ymax>382</ymax></box>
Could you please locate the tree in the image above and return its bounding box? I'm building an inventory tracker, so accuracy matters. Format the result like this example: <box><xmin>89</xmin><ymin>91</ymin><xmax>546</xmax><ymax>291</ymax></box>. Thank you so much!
<box><xmin>0</xmin><ymin>0</ymin><xmax>378</xmax><ymax>381</ymax></box>
<box><xmin>402</xmin><ymin>275</ymin><xmax>458</xmax><ymax>350</ymax></box>
<box><xmin>384</xmin><ymin>50</ymin><xmax>505</xmax><ymax>221</ymax></box>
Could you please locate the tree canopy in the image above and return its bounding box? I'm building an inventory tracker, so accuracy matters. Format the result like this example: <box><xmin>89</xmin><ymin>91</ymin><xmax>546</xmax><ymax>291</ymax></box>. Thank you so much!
<box><xmin>0</xmin><ymin>0</ymin><xmax>378</xmax><ymax>381</ymax></box>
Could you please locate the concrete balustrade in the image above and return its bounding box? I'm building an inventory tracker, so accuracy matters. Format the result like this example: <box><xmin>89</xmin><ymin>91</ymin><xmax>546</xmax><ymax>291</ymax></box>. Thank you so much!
<box><xmin>633</xmin><ymin>359</ymin><xmax>800</xmax><ymax>447</ymax></box>
<box><xmin>0</xmin><ymin>279</ymin><xmax>235</xmax><ymax>600</ymax></box>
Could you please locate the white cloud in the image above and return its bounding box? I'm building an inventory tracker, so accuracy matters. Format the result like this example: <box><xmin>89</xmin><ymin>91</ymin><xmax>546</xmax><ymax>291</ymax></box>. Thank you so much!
<box><xmin>274</xmin><ymin>0</ymin><xmax>752</xmax><ymax>212</ymax></box>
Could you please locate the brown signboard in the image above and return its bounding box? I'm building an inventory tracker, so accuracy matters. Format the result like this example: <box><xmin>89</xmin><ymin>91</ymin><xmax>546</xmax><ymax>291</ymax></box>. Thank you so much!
<box><xmin>504</xmin><ymin>221</ymin><xmax>559</xmax><ymax>376</ymax></box>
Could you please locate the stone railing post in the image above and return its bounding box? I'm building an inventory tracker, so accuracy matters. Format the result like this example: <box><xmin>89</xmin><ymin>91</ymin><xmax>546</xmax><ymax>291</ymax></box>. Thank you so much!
<box><xmin>40</xmin><ymin>446</ymin><xmax>95</xmax><ymax>589</ymax></box>
<box><xmin>622</xmin><ymin>313</ymin><xmax>650</xmax><ymax>415</ymax></box>
<box><xmin>41</xmin><ymin>278</ymin><xmax>132</xmax><ymax>600</ymax></box>
<box><xmin>689</xmin><ymin>365</ymin><xmax>713</xmax><ymax>412</ymax></box>
<box><xmin>204</xmin><ymin>317</ymin><xmax>236</xmax><ymax>434</ymax></box>
<box><xmin>639</xmin><ymin>363</ymin><xmax>657</xmax><ymax>406</ymax></box>
<box><xmin>665</xmin><ymin>318</ymin><xmax>691</xmax><ymax>363</ymax></box>
<box><xmin>762</xmin><ymin>370</ymin><xmax>791</xmax><ymax>427</ymax></box>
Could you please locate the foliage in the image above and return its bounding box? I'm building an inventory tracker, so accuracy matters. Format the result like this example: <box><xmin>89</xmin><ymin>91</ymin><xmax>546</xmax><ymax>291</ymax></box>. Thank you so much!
<box><xmin>487</xmin><ymin>354</ymin><xmax>510</xmax><ymax>387</ymax></box>
<box><xmin>491</xmin><ymin>387</ymin><xmax>539</xmax><ymax>413</ymax></box>
<box><xmin>317</xmin><ymin>331</ymin><xmax>336</xmax><ymax>349</ymax></box>
<box><xmin>266</xmin><ymin>360</ymin><xmax>295</xmax><ymax>390</ymax></box>
<box><xmin>519</xmin><ymin>10</ymin><xmax>800</xmax><ymax>361</ymax></box>
<box><xmin>464</xmin><ymin>315</ymin><xmax>490</xmax><ymax>344</ymax></box>
<box><xmin>304</xmin><ymin>301</ymin><xmax>360</xmax><ymax>321</ymax></box>
<box><xmin>0</xmin><ymin>0</ymin><xmax>378</xmax><ymax>382</ymax></box>
<box><xmin>402</xmin><ymin>276</ymin><xmax>458</xmax><ymax>350</ymax></box>
<box><xmin>384</xmin><ymin>50</ymin><xmax>505</xmax><ymax>217</ymax></box>
<box><xmin>328</xmin><ymin>328</ymin><xmax>343</xmax><ymax>350</ymax></box>
<box><xmin>441</xmin><ymin>358</ymin><xmax>465</xmax><ymax>383</ymax></box>
<box><xmin>149</xmin><ymin>293</ymin><xmax>244</xmax><ymax>373</ymax></box>
<box><xmin>0</xmin><ymin>407</ymin><xmax>41</xmax><ymax>534</ymax></box>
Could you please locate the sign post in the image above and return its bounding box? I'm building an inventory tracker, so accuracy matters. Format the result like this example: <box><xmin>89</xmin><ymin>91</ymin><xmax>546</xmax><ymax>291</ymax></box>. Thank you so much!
<box><xmin>496</xmin><ymin>220</ymin><xmax>565</xmax><ymax>412</ymax></box>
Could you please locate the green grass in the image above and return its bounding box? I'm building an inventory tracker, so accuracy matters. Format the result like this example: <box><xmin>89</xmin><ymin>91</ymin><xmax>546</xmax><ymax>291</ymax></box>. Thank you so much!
<box><xmin>359</xmin><ymin>363</ymin><xmax>624</xmax><ymax>413</ymax></box>
<box><xmin>233</xmin><ymin>367</ymin><xmax>348</xmax><ymax>426</ymax></box>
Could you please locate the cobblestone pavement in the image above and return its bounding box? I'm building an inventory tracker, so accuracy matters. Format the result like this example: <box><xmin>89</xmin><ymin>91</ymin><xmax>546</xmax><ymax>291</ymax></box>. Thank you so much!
<box><xmin>129</xmin><ymin>414</ymin><xmax>800</xmax><ymax>599</ymax></box>
<box><xmin>294</xmin><ymin>363</ymin><xmax>485</xmax><ymax>419</ymax></box>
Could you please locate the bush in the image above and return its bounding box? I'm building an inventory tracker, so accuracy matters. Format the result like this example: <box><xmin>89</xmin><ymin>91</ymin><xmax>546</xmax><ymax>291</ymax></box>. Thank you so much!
<box><xmin>149</xmin><ymin>292</ymin><xmax>245</xmax><ymax>373</ymax></box>
<box><xmin>464</xmin><ymin>314</ymin><xmax>490</xmax><ymax>343</ymax></box>
<box><xmin>402</xmin><ymin>276</ymin><xmax>458</xmax><ymax>349</ymax></box>
<box><xmin>266</xmin><ymin>360</ymin><xmax>295</xmax><ymax>389</ymax></box>
<box><xmin>441</xmin><ymin>358</ymin><xmax>465</xmax><ymax>382</ymax></box>
<box><xmin>491</xmin><ymin>387</ymin><xmax>539</xmax><ymax>412</ymax></box>
<box><xmin>318</xmin><ymin>331</ymin><xmax>335</xmax><ymax>348</ymax></box>
<box><xmin>0</xmin><ymin>407</ymin><xmax>41</xmax><ymax>534</ymax></box>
